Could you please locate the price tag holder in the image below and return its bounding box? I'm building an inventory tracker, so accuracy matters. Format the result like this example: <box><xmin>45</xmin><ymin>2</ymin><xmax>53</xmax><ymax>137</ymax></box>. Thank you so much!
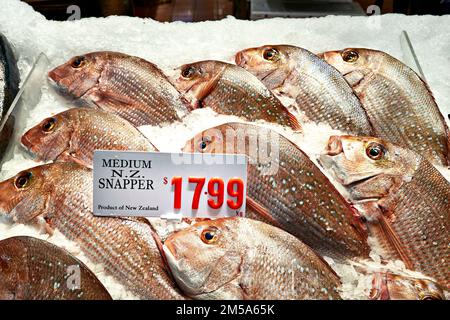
<box><xmin>93</xmin><ymin>150</ymin><xmax>247</xmax><ymax>218</ymax></box>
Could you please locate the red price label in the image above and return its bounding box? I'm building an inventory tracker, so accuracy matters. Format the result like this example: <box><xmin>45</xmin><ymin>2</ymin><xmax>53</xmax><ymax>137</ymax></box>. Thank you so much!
<box><xmin>171</xmin><ymin>177</ymin><xmax>245</xmax><ymax>211</ymax></box>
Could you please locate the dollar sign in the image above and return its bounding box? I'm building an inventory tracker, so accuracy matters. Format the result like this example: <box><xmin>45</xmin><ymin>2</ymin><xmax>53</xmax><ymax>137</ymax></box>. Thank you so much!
<box><xmin>163</xmin><ymin>177</ymin><xmax>168</xmax><ymax>185</ymax></box>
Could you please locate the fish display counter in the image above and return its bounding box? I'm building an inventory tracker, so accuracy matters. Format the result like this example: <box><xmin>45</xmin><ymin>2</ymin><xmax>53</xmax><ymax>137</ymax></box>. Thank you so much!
<box><xmin>0</xmin><ymin>0</ymin><xmax>449</xmax><ymax>301</ymax></box>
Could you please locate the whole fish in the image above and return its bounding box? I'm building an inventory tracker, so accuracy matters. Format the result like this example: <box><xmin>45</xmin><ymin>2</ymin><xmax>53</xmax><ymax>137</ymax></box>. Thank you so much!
<box><xmin>319</xmin><ymin>135</ymin><xmax>450</xmax><ymax>289</ymax></box>
<box><xmin>163</xmin><ymin>217</ymin><xmax>342</xmax><ymax>300</ymax></box>
<box><xmin>0</xmin><ymin>163</ymin><xmax>185</xmax><ymax>300</ymax></box>
<box><xmin>48</xmin><ymin>51</ymin><xmax>189</xmax><ymax>127</ymax></box>
<box><xmin>0</xmin><ymin>236</ymin><xmax>111</xmax><ymax>300</ymax></box>
<box><xmin>0</xmin><ymin>33</ymin><xmax>20</xmax><ymax>163</ymax></box>
<box><xmin>369</xmin><ymin>271</ymin><xmax>445</xmax><ymax>300</ymax></box>
<box><xmin>21</xmin><ymin>107</ymin><xmax>156</xmax><ymax>167</ymax></box>
<box><xmin>235</xmin><ymin>45</ymin><xmax>373</xmax><ymax>135</ymax></box>
<box><xmin>183</xmin><ymin>122</ymin><xmax>370</xmax><ymax>260</ymax></box>
<box><xmin>320</xmin><ymin>48</ymin><xmax>450</xmax><ymax>166</ymax></box>
<box><xmin>171</xmin><ymin>60</ymin><xmax>301</xmax><ymax>131</ymax></box>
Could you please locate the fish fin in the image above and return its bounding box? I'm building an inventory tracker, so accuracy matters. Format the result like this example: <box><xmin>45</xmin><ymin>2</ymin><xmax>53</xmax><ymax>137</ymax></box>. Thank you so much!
<box><xmin>35</xmin><ymin>215</ymin><xmax>55</xmax><ymax>236</ymax></box>
<box><xmin>88</xmin><ymin>89</ymin><xmax>165</xmax><ymax>126</ymax></box>
<box><xmin>190</xmin><ymin>66</ymin><xmax>225</xmax><ymax>110</ymax></box>
<box><xmin>246</xmin><ymin>197</ymin><xmax>281</xmax><ymax>227</ymax></box>
<box><xmin>180</xmin><ymin>95</ymin><xmax>194</xmax><ymax>111</ymax></box>
<box><xmin>56</xmin><ymin>151</ymin><xmax>91</xmax><ymax>168</ymax></box>
<box><xmin>376</xmin><ymin>210</ymin><xmax>414</xmax><ymax>270</ymax></box>
<box><xmin>419</xmin><ymin>77</ymin><xmax>450</xmax><ymax>166</ymax></box>
<box><xmin>348</xmin><ymin>204</ymin><xmax>369</xmax><ymax>236</ymax></box>
<box><xmin>286</xmin><ymin>111</ymin><xmax>302</xmax><ymax>132</ymax></box>
<box><xmin>87</xmin><ymin>86</ymin><xmax>134</xmax><ymax>107</ymax></box>
<box><xmin>358</xmin><ymin>202</ymin><xmax>401</xmax><ymax>261</ymax></box>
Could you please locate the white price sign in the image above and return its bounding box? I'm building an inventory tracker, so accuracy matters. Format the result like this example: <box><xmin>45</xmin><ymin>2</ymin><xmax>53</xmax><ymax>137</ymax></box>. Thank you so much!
<box><xmin>93</xmin><ymin>151</ymin><xmax>247</xmax><ymax>218</ymax></box>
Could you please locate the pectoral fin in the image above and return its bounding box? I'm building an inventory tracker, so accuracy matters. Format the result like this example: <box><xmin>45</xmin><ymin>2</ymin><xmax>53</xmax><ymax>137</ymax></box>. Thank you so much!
<box><xmin>359</xmin><ymin>202</ymin><xmax>413</xmax><ymax>269</ymax></box>
<box><xmin>246</xmin><ymin>197</ymin><xmax>281</xmax><ymax>228</ymax></box>
<box><xmin>56</xmin><ymin>151</ymin><xmax>91</xmax><ymax>168</ymax></box>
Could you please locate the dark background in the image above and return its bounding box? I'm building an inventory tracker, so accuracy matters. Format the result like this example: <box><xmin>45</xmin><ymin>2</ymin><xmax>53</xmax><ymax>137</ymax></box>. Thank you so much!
<box><xmin>23</xmin><ymin>0</ymin><xmax>450</xmax><ymax>22</ymax></box>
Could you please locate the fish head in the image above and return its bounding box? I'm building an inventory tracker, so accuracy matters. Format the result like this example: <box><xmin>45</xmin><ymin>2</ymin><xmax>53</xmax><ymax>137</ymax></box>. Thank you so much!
<box><xmin>319</xmin><ymin>135</ymin><xmax>418</xmax><ymax>188</ymax></box>
<box><xmin>171</xmin><ymin>60</ymin><xmax>227</xmax><ymax>108</ymax></box>
<box><xmin>235</xmin><ymin>45</ymin><xmax>295</xmax><ymax>89</ymax></box>
<box><xmin>371</xmin><ymin>272</ymin><xmax>445</xmax><ymax>300</ymax></box>
<box><xmin>183</xmin><ymin>124</ymin><xmax>236</xmax><ymax>154</ymax></box>
<box><xmin>48</xmin><ymin>52</ymin><xmax>107</xmax><ymax>98</ymax></box>
<box><xmin>0</xmin><ymin>165</ymin><xmax>53</xmax><ymax>224</ymax></box>
<box><xmin>21</xmin><ymin>111</ymin><xmax>74</xmax><ymax>162</ymax></box>
<box><xmin>163</xmin><ymin>218</ymin><xmax>243</xmax><ymax>298</ymax></box>
<box><xmin>320</xmin><ymin>48</ymin><xmax>380</xmax><ymax>75</ymax></box>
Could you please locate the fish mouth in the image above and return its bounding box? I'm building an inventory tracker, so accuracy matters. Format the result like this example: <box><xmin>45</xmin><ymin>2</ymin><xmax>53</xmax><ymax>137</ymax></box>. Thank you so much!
<box><xmin>47</xmin><ymin>76</ymin><xmax>73</xmax><ymax>98</ymax></box>
<box><xmin>162</xmin><ymin>243</ymin><xmax>242</xmax><ymax>299</ymax></box>
<box><xmin>318</xmin><ymin>153</ymin><xmax>380</xmax><ymax>187</ymax></box>
<box><xmin>161</xmin><ymin>243</ymin><xmax>197</xmax><ymax>296</ymax></box>
<box><xmin>48</xmin><ymin>70</ymin><xmax>94</xmax><ymax>100</ymax></box>
<box><xmin>151</xmin><ymin>230</ymin><xmax>177</xmax><ymax>281</ymax></box>
<box><xmin>48</xmin><ymin>69</ymin><xmax>61</xmax><ymax>83</ymax></box>
<box><xmin>19</xmin><ymin>140</ymin><xmax>39</xmax><ymax>161</ymax></box>
<box><xmin>318</xmin><ymin>154</ymin><xmax>354</xmax><ymax>185</ymax></box>
<box><xmin>20</xmin><ymin>132</ymin><xmax>34</xmax><ymax>151</ymax></box>
<box><xmin>234</xmin><ymin>51</ymin><xmax>246</xmax><ymax>66</ymax></box>
<box><xmin>318</xmin><ymin>135</ymin><xmax>379</xmax><ymax>186</ymax></box>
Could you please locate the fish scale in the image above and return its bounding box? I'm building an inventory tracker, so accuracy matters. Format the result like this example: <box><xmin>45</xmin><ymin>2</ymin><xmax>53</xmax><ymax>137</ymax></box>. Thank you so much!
<box><xmin>359</xmin><ymin>75</ymin><xmax>447</xmax><ymax>161</ymax></box>
<box><xmin>0</xmin><ymin>163</ymin><xmax>185</xmax><ymax>300</ymax></box>
<box><xmin>385</xmin><ymin>159</ymin><xmax>450</xmax><ymax>288</ymax></box>
<box><xmin>321</xmin><ymin>48</ymin><xmax>450</xmax><ymax>166</ymax></box>
<box><xmin>163</xmin><ymin>218</ymin><xmax>342</xmax><ymax>299</ymax></box>
<box><xmin>184</xmin><ymin>122</ymin><xmax>370</xmax><ymax>261</ymax></box>
<box><xmin>49</xmin><ymin>51</ymin><xmax>189</xmax><ymax>127</ymax></box>
<box><xmin>0</xmin><ymin>236</ymin><xmax>111</xmax><ymax>300</ymax></box>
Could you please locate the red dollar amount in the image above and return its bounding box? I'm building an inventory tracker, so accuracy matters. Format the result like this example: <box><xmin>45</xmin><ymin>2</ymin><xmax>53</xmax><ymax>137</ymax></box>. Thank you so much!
<box><xmin>171</xmin><ymin>177</ymin><xmax>244</xmax><ymax>210</ymax></box>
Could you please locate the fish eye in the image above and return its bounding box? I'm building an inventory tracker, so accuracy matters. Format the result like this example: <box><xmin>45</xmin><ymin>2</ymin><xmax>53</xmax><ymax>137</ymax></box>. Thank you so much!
<box><xmin>198</xmin><ymin>137</ymin><xmax>211</xmax><ymax>151</ymax></box>
<box><xmin>263</xmin><ymin>48</ymin><xmax>279</xmax><ymax>61</ymax></box>
<box><xmin>14</xmin><ymin>172</ymin><xmax>33</xmax><ymax>190</ymax></box>
<box><xmin>341</xmin><ymin>50</ymin><xmax>359</xmax><ymax>63</ymax></box>
<box><xmin>71</xmin><ymin>56</ymin><xmax>86</xmax><ymax>68</ymax></box>
<box><xmin>201</xmin><ymin>227</ymin><xmax>219</xmax><ymax>244</ymax></box>
<box><xmin>419</xmin><ymin>293</ymin><xmax>442</xmax><ymax>300</ymax></box>
<box><xmin>365</xmin><ymin>142</ymin><xmax>385</xmax><ymax>160</ymax></box>
<box><xmin>181</xmin><ymin>66</ymin><xmax>196</xmax><ymax>78</ymax></box>
<box><xmin>42</xmin><ymin>118</ymin><xmax>56</xmax><ymax>133</ymax></box>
